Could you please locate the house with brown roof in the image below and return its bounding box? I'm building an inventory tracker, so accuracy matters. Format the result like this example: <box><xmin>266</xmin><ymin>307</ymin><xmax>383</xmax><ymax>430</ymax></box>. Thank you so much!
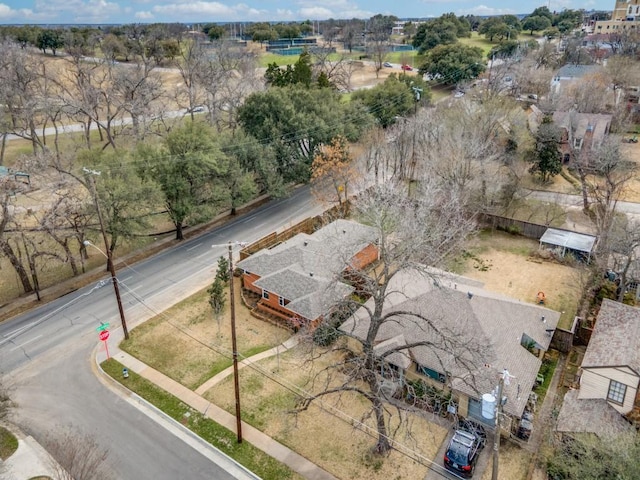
<box><xmin>237</xmin><ymin>219</ymin><xmax>378</xmax><ymax>329</ymax></box>
<box><xmin>528</xmin><ymin>106</ymin><xmax>612</xmax><ymax>165</ymax></box>
<box><xmin>339</xmin><ymin>268</ymin><xmax>561</xmax><ymax>425</ymax></box>
<box><xmin>578</xmin><ymin>299</ymin><xmax>640</xmax><ymax>417</ymax></box>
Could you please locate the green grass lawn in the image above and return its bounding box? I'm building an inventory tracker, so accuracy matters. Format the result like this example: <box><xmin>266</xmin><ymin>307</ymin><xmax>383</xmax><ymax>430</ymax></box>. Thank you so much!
<box><xmin>0</xmin><ymin>426</ymin><xmax>18</xmax><ymax>460</ymax></box>
<box><xmin>458</xmin><ymin>32</ymin><xmax>498</xmax><ymax>57</ymax></box>
<box><xmin>101</xmin><ymin>359</ymin><xmax>301</xmax><ymax>480</ymax></box>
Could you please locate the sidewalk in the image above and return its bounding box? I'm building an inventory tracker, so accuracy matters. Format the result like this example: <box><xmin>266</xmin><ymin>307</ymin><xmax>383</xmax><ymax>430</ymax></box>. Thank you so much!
<box><xmin>1</xmin><ymin>424</ymin><xmax>59</xmax><ymax>480</ymax></box>
<box><xmin>96</xmin><ymin>339</ymin><xmax>337</xmax><ymax>480</ymax></box>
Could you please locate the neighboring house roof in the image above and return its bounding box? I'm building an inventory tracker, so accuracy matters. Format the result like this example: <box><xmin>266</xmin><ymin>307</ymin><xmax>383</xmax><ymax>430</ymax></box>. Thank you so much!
<box><xmin>340</xmin><ymin>268</ymin><xmax>561</xmax><ymax>418</ymax></box>
<box><xmin>552</xmin><ymin>111</ymin><xmax>612</xmax><ymax>147</ymax></box>
<box><xmin>582</xmin><ymin>299</ymin><xmax>640</xmax><ymax>375</ymax></box>
<box><xmin>554</xmin><ymin>64</ymin><xmax>600</xmax><ymax>80</ymax></box>
<box><xmin>556</xmin><ymin>389</ymin><xmax>635</xmax><ymax>436</ymax></box>
<box><xmin>238</xmin><ymin>219</ymin><xmax>378</xmax><ymax>320</ymax></box>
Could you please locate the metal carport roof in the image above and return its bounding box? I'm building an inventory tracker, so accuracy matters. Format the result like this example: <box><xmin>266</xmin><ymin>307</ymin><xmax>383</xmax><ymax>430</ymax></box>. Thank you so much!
<box><xmin>539</xmin><ymin>228</ymin><xmax>596</xmax><ymax>260</ymax></box>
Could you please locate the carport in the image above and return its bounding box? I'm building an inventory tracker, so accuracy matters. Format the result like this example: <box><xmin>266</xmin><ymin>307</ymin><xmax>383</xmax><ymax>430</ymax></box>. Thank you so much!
<box><xmin>539</xmin><ymin>228</ymin><xmax>596</xmax><ymax>262</ymax></box>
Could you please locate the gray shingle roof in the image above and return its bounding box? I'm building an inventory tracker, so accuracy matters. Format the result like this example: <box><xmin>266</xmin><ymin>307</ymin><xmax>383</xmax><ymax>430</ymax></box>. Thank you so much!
<box><xmin>237</xmin><ymin>219</ymin><xmax>377</xmax><ymax>320</ymax></box>
<box><xmin>555</xmin><ymin>64</ymin><xmax>600</xmax><ymax>79</ymax></box>
<box><xmin>556</xmin><ymin>389</ymin><xmax>634</xmax><ymax>436</ymax></box>
<box><xmin>582</xmin><ymin>299</ymin><xmax>640</xmax><ymax>375</ymax></box>
<box><xmin>340</xmin><ymin>268</ymin><xmax>561</xmax><ymax>418</ymax></box>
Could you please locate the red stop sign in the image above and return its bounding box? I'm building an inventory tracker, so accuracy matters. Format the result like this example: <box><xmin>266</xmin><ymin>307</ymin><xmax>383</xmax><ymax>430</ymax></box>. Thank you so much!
<box><xmin>99</xmin><ymin>330</ymin><xmax>110</xmax><ymax>341</ymax></box>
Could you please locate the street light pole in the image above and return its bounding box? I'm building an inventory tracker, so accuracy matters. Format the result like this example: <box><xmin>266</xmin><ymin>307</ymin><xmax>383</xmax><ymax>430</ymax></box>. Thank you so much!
<box><xmin>228</xmin><ymin>242</ymin><xmax>242</xmax><ymax>443</ymax></box>
<box><xmin>84</xmin><ymin>168</ymin><xmax>129</xmax><ymax>340</ymax></box>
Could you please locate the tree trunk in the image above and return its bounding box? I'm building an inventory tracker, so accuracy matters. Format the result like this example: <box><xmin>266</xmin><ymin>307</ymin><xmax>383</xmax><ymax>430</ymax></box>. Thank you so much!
<box><xmin>176</xmin><ymin>222</ymin><xmax>184</xmax><ymax>241</ymax></box>
<box><xmin>0</xmin><ymin>133</ymin><xmax>6</xmax><ymax>166</ymax></box>
<box><xmin>1</xmin><ymin>241</ymin><xmax>34</xmax><ymax>294</ymax></box>
<box><xmin>372</xmin><ymin>396</ymin><xmax>391</xmax><ymax>454</ymax></box>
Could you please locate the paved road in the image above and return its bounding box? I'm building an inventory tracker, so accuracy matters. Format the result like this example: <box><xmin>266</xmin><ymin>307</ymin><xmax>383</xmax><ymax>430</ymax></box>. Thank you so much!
<box><xmin>1</xmin><ymin>184</ymin><xmax>321</xmax><ymax>478</ymax></box>
<box><xmin>528</xmin><ymin>190</ymin><xmax>640</xmax><ymax>216</ymax></box>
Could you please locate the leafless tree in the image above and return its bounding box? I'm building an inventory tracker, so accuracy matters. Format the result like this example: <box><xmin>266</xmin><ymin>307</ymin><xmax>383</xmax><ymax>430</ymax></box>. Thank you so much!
<box><xmin>195</xmin><ymin>40</ymin><xmax>262</xmax><ymax>132</ymax></box>
<box><xmin>174</xmin><ymin>38</ymin><xmax>207</xmax><ymax>120</ymax></box>
<box><xmin>0</xmin><ymin>176</ymin><xmax>34</xmax><ymax>294</ymax></box>
<box><xmin>605</xmin><ymin>55</ymin><xmax>640</xmax><ymax>106</ymax></box>
<box><xmin>296</xmin><ymin>179</ymin><xmax>479</xmax><ymax>455</ymax></box>
<box><xmin>608</xmin><ymin>217</ymin><xmax>640</xmax><ymax>302</ymax></box>
<box><xmin>43</xmin><ymin>427</ymin><xmax>114</xmax><ymax>480</ymax></box>
<box><xmin>0</xmin><ymin>42</ymin><xmax>48</xmax><ymax>154</ymax></box>
<box><xmin>554</xmin><ymin>72</ymin><xmax>611</xmax><ymax>114</ymax></box>
<box><xmin>581</xmin><ymin>139</ymin><xmax>636</xmax><ymax>256</ymax></box>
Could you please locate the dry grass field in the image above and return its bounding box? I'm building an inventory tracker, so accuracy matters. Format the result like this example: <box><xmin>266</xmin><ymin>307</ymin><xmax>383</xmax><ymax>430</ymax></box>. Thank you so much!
<box><xmin>203</xmin><ymin>347</ymin><xmax>447</xmax><ymax>480</ymax></box>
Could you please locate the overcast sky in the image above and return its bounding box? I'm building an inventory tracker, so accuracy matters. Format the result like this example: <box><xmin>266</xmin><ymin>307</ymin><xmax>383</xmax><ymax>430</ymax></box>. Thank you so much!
<box><xmin>0</xmin><ymin>0</ymin><xmax>610</xmax><ymax>25</ymax></box>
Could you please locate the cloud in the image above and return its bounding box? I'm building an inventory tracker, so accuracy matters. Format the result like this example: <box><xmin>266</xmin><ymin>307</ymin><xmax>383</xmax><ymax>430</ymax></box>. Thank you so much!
<box><xmin>135</xmin><ymin>10</ymin><xmax>154</xmax><ymax>19</ymax></box>
<box><xmin>457</xmin><ymin>4</ymin><xmax>516</xmax><ymax>16</ymax></box>
<box><xmin>33</xmin><ymin>0</ymin><xmax>121</xmax><ymax>23</ymax></box>
<box><xmin>299</xmin><ymin>7</ymin><xmax>333</xmax><ymax>19</ymax></box>
<box><xmin>151</xmin><ymin>1</ymin><xmax>268</xmax><ymax>20</ymax></box>
<box><xmin>0</xmin><ymin>3</ymin><xmax>36</xmax><ymax>20</ymax></box>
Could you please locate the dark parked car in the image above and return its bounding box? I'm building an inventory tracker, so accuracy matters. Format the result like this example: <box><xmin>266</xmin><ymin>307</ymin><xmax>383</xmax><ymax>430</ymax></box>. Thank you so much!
<box><xmin>444</xmin><ymin>429</ymin><xmax>485</xmax><ymax>477</ymax></box>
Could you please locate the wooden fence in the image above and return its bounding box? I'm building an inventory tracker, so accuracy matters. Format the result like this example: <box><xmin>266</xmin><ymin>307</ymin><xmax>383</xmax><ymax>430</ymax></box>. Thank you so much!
<box><xmin>478</xmin><ymin>213</ymin><xmax>549</xmax><ymax>240</ymax></box>
<box><xmin>239</xmin><ymin>203</ymin><xmax>347</xmax><ymax>260</ymax></box>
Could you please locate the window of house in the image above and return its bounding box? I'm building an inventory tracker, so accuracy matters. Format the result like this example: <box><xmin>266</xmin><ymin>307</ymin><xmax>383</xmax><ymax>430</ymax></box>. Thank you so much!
<box><xmin>418</xmin><ymin>365</ymin><xmax>445</xmax><ymax>382</ymax></box>
<box><xmin>607</xmin><ymin>380</ymin><xmax>626</xmax><ymax>405</ymax></box>
<box><xmin>262</xmin><ymin>290</ymin><xmax>270</xmax><ymax>300</ymax></box>
<box><xmin>279</xmin><ymin>296</ymin><xmax>285</xmax><ymax>306</ymax></box>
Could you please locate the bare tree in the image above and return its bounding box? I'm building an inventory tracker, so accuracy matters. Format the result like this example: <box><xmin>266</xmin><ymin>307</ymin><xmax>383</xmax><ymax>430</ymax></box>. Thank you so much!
<box><xmin>608</xmin><ymin>217</ymin><xmax>640</xmax><ymax>302</ymax></box>
<box><xmin>605</xmin><ymin>55</ymin><xmax>640</xmax><ymax>106</ymax></box>
<box><xmin>582</xmin><ymin>139</ymin><xmax>636</xmax><ymax>256</ymax></box>
<box><xmin>0</xmin><ymin>176</ymin><xmax>34</xmax><ymax>294</ymax></box>
<box><xmin>296</xmin><ymin>179</ymin><xmax>478</xmax><ymax>454</ymax></box>
<box><xmin>43</xmin><ymin>427</ymin><xmax>114</xmax><ymax>480</ymax></box>
<box><xmin>0</xmin><ymin>42</ymin><xmax>48</xmax><ymax>154</ymax></box>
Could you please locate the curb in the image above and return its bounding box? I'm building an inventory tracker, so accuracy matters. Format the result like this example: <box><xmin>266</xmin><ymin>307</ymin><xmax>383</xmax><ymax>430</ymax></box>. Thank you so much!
<box><xmin>92</xmin><ymin>346</ymin><xmax>261</xmax><ymax>480</ymax></box>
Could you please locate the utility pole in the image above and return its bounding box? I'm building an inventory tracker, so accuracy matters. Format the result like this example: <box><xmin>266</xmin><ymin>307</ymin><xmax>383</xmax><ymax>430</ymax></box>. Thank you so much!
<box><xmin>84</xmin><ymin>168</ymin><xmax>129</xmax><ymax>340</ymax></box>
<box><xmin>228</xmin><ymin>242</ymin><xmax>243</xmax><ymax>443</ymax></box>
<box><xmin>492</xmin><ymin>369</ymin><xmax>509</xmax><ymax>480</ymax></box>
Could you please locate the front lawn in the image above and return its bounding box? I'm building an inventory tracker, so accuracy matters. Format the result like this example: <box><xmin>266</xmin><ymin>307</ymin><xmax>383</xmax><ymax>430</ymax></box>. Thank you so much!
<box><xmin>101</xmin><ymin>359</ymin><xmax>300</xmax><ymax>480</ymax></box>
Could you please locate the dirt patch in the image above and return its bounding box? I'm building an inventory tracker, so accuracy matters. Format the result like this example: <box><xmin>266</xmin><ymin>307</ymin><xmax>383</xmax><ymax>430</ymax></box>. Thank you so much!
<box><xmin>461</xmin><ymin>232</ymin><xmax>585</xmax><ymax>330</ymax></box>
<box><xmin>204</xmin><ymin>347</ymin><xmax>447</xmax><ymax>480</ymax></box>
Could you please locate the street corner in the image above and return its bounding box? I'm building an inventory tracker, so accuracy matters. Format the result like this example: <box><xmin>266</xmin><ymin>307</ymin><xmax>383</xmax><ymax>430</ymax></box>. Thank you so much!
<box><xmin>1</xmin><ymin>423</ymin><xmax>60</xmax><ymax>480</ymax></box>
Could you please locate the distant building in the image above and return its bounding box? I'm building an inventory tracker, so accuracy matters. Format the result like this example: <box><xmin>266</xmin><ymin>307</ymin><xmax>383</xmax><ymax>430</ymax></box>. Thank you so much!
<box><xmin>595</xmin><ymin>0</ymin><xmax>640</xmax><ymax>33</ymax></box>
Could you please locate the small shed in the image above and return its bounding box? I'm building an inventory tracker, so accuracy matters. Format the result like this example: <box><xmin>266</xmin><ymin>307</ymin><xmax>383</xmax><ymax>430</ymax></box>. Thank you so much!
<box><xmin>539</xmin><ymin>228</ymin><xmax>596</xmax><ymax>262</ymax></box>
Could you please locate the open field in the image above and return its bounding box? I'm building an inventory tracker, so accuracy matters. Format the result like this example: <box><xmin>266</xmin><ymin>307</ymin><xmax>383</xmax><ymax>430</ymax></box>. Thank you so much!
<box><xmin>459</xmin><ymin>32</ymin><xmax>498</xmax><ymax>57</ymax></box>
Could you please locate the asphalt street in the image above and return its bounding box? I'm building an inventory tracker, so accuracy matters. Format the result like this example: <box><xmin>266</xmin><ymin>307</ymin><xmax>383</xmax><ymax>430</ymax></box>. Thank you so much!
<box><xmin>1</xmin><ymin>184</ymin><xmax>322</xmax><ymax>478</ymax></box>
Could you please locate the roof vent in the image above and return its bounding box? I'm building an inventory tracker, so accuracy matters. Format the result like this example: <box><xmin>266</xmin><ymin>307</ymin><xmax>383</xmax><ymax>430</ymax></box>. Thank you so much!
<box><xmin>304</xmin><ymin>241</ymin><xmax>308</xmax><ymax>246</ymax></box>
<box><xmin>541</xmin><ymin>315</ymin><xmax>546</xmax><ymax>323</ymax></box>
<box><xmin>467</xmin><ymin>291</ymin><xmax>473</xmax><ymax>299</ymax></box>
<box><xmin>310</xmin><ymin>272</ymin><xmax>314</xmax><ymax>277</ymax></box>
<box><xmin>343</xmin><ymin>229</ymin><xmax>346</xmax><ymax>234</ymax></box>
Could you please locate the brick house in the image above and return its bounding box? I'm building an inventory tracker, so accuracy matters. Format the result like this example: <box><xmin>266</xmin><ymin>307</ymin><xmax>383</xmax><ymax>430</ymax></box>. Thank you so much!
<box><xmin>340</xmin><ymin>268</ymin><xmax>560</xmax><ymax>425</ymax></box>
<box><xmin>237</xmin><ymin>219</ymin><xmax>378</xmax><ymax>329</ymax></box>
<box><xmin>528</xmin><ymin>106</ymin><xmax>612</xmax><ymax>165</ymax></box>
